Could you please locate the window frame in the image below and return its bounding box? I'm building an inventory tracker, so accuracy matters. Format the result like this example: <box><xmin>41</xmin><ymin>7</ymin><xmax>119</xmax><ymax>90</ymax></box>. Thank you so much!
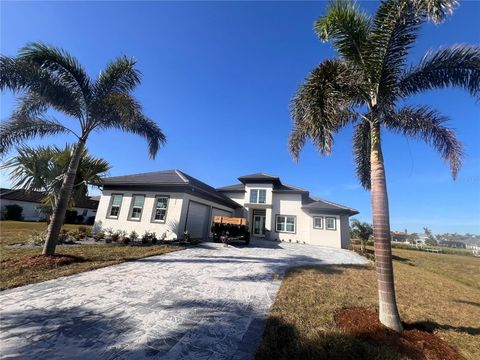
<box><xmin>275</xmin><ymin>214</ymin><xmax>296</xmax><ymax>234</ymax></box>
<box><xmin>107</xmin><ymin>193</ymin><xmax>123</xmax><ymax>219</ymax></box>
<box><xmin>325</xmin><ymin>216</ymin><xmax>337</xmax><ymax>231</ymax></box>
<box><xmin>250</xmin><ymin>189</ymin><xmax>267</xmax><ymax>204</ymax></box>
<box><xmin>313</xmin><ymin>216</ymin><xmax>323</xmax><ymax>229</ymax></box>
<box><xmin>128</xmin><ymin>194</ymin><xmax>145</xmax><ymax>221</ymax></box>
<box><xmin>151</xmin><ymin>195</ymin><xmax>169</xmax><ymax>223</ymax></box>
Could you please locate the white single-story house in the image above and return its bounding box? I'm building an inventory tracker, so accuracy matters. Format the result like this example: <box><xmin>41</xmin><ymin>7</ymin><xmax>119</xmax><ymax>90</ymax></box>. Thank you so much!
<box><xmin>0</xmin><ymin>188</ymin><xmax>99</xmax><ymax>222</ymax></box>
<box><xmin>95</xmin><ymin>170</ymin><xmax>358</xmax><ymax>248</ymax></box>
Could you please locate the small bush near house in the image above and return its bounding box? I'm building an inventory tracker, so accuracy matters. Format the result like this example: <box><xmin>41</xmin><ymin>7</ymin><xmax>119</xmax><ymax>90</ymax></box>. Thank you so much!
<box><xmin>129</xmin><ymin>231</ymin><xmax>138</xmax><ymax>243</ymax></box>
<box><xmin>64</xmin><ymin>210</ymin><xmax>78</xmax><ymax>224</ymax></box>
<box><xmin>94</xmin><ymin>231</ymin><xmax>105</xmax><ymax>241</ymax></box>
<box><xmin>122</xmin><ymin>236</ymin><xmax>130</xmax><ymax>245</ymax></box>
<box><xmin>5</xmin><ymin>204</ymin><xmax>23</xmax><ymax>221</ymax></box>
<box><xmin>27</xmin><ymin>230</ymin><xmax>47</xmax><ymax>246</ymax></box>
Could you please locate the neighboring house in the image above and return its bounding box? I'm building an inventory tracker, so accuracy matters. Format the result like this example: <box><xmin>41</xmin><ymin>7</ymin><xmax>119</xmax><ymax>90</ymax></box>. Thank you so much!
<box><xmin>391</xmin><ymin>231</ymin><xmax>409</xmax><ymax>243</ymax></box>
<box><xmin>0</xmin><ymin>188</ymin><xmax>99</xmax><ymax>222</ymax></box>
<box><xmin>95</xmin><ymin>170</ymin><xmax>358</xmax><ymax>248</ymax></box>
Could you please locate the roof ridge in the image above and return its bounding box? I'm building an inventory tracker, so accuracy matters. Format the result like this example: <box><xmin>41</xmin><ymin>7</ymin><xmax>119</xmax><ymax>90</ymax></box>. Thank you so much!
<box><xmin>312</xmin><ymin>196</ymin><xmax>357</xmax><ymax>212</ymax></box>
<box><xmin>174</xmin><ymin>169</ymin><xmax>189</xmax><ymax>183</ymax></box>
<box><xmin>103</xmin><ymin>169</ymin><xmax>178</xmax><ymax>180</ymax></box>
<box><xmin>281</xmin><ymin>182</ymin><xmax>308</xmax><ymax>192</ymax></box>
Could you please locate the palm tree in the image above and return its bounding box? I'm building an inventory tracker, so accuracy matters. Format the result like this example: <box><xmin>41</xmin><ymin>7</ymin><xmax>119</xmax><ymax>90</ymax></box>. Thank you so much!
<box><xmin>350</xmin><ymin>219</ymin><xmax>373</xmax><ymax>253</ymax></box>
<box><xmin>1</xmin><ymin>144</ymin><xmax>111</xmax><ymax>212</ymax></box>
<box><xmin>0</xmin><ymin>43</ymin><xmax>166</xmax><ymax>256</ymax></box>
<box><xmin>289</xmin><ymin>0</ymin><xmax>479</xmax><ymax>331</ymax></box>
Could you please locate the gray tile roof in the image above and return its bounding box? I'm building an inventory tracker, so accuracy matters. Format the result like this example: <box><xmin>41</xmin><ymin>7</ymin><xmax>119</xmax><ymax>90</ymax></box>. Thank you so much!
<box><xmin>302</xmin><ymin>197</ymin><xmax>358</xmax><ymax>215</ymax></box>
<box><xmin>102</xmin><ymin>169</ymin><xmax>186</xmax><ymax>185</ymax></box>
<box><xmin>216</xmin><ymin>184</ymin><xmax>246</xmax><ymax>192</ymax></box>
<box><xmin>102</xmin><ymin>170</ymin><xmax>240</xmax><ymax>209</ymax></box>
<box><xmin>237</xmin><ymin>173</ymin><xmax>281</xmax><ymax>184</ymax></box>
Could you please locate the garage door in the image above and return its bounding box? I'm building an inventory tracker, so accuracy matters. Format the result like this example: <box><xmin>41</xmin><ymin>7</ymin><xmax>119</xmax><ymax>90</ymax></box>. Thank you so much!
<box><xmin>185</xmin><ymin>202</ymin><xmax>210</xmax><ymax>239</ymax></box>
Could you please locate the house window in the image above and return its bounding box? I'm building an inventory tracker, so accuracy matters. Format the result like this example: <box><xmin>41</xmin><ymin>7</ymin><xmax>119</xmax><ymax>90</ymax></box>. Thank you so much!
<box><xmin>250</xmin><ymin>189</ymin><xmax>267</xmax><ymax>204</ymax></box>
<box><xmin>276</xmin><ymin>215</ymin><xmax>295</xmax><ymax>233</ymax></box>
<box><xmin>326</xmin><ymin>217</ymin><xmax>336</xmax><ymax>230</ymax></box>
<box><xmin>108</xmin><ymin>194</ymin><xmax>123</xmax><ymax>218</ymax></box>
<box><xmin>313</xmin><ymin>216</ymin><xmax>323</xmax><ymax>229</ymax></box>
<box><xmin>129</xmin><ymin>195</ymin><xmax>145</xmax><ymax>220</ymax></box>
<box><xmin>153</xmin><ymin>196</ymin><xmax>168</xmax><ymax>222</ymax></box>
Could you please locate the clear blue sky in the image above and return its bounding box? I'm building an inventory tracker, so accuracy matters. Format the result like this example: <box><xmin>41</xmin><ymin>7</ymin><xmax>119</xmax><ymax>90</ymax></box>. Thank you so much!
<box><xmin>1</xmin><ymin>1</ymin><xmax>479</xmax><ymax>234</ymax></box>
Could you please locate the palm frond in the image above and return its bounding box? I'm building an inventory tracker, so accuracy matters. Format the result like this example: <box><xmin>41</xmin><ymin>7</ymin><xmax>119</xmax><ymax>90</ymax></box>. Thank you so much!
<box><xmin>95</xmin><ymin>56</ymin><xmax>141</xmax><ymax>98</ymax></box>
<box><xmin>0</xmin><ymin>115</ymin><xmax>73</xmax><ymax>155</ymax></box>
<box><xmin>0</xmin><ymin>145</ymin><xmax>54</xmax><ymax>191</ymax></box>
<box><xmin>353</xmin><ymin>120</ymin><xmax>371</xmax><ymax>189</ymax></box>
<box><xmin>399</xmin><ymin>45</ymin><xmax>480</xmax><ymax>100</ymax></box>
<box><xmin>314</xmin><ymin>0</ymin><xmax>371</xmax><ymax>64</ymax></box>
<box><xmin>96</xmin><ymin>93</ymin><xmax>166</xmax><ymax>159</ymax></box>
<box><xmin>384</xmin><ymin>105</ymin><xmax>463</xmax><ymax>179</ymax></box>
<box><xmin>412</xmin><ymin>0</ymin><xmax>458</xmax><ymax>23</ymax></box>
<box><xmin>18</xmin><ymin>42</ymin><xmax>91</xmax><ymax>102</ymax></box>
<box><xmin>366</xmin><ymin>0</ymin><xmax>420</xmax><ymax>107</ymax></box>
<box><xmin>1</xmin><ymin>56</ymin><xmax>84</xmax><ymax>118</ymax></box>
<box><xmin>289</xmin><ymin>59</ymin><xmax>364</xmax><ymax>159</ymax></box>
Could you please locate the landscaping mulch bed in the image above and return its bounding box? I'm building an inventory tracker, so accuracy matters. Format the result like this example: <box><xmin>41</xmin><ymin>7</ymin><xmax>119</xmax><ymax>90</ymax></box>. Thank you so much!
<box><xmin>6</xmin><ymin>254</ymin><xmax>85</xmax><ymax>270</ymax></box>
<box><xmin>335</xmin><ymin>307</ymin><xmax>464</xmax><ymax>360</ymax></box>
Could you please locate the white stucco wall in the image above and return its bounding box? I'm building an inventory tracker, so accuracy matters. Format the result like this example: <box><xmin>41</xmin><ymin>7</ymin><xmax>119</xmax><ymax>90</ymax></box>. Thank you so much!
<box><xmin>95</xmin><ymin>190</ymin><xmax>236</xmax><ymax>239</ymax></box>
<box><xmin>308</xmin><ymin>214</ymin><xmax>342</xmax><ymax>248</ymax></box>
<box><xmin>221</xmin><ymin>190</ymin><xmax>346</xmax><ymax>248</ymax></box>
<box><xmin>95</xmin><ymin>190</ymin><xmax>185</xmax><ymax>238</ymax></box>
<box><xmin>269</xmin><ymin>193</ymin><xmax>310</xmax><ymax>243</ymax></box>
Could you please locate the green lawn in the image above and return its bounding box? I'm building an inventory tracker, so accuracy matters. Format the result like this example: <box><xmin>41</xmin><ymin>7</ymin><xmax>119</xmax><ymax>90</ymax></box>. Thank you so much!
<box><xmin>256</xmin><ymin>247</ymin><xmax>480</xmax><ymax>360</ymax></box>
<box><xmin>0</xmin><ymin>220</ymin><xmax>182</xmax><ymax>290</ymax></box>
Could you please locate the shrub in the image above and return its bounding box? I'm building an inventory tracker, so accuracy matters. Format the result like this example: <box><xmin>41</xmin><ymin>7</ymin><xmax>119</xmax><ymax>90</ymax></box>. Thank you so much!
<box><xmin>94</xmin><ymin>231</ymin><xmax>105</xmax><ymax>241</ymax></box>
<box><xmin>64</xmin><ymin>210</ymin><xmax>78</xmax><ymax>224</ymax></box>
<box><xmin>78</xmin><ymin>226</ymin><xmax>87</xmax><ymax>233</ymax></box>
<box><xmin>111</xmin><ymin>232</ymin><xmax>119</xmax><ymax>242</ymax></box>
<box><xmin>5</xmin><ymin>204</ymin><xmax>23</xmax><ymax>221</ymax></box>
<box><xmin>130</xmin><ymin>231</ymin><xmax>138</xmax><ymax>242</ymax></box>
<box><xmin>27</xmin><ymin>231</ymin><xmax>47</xmax><ymax>246</ymax></box>
<box><xmin>122</xmin><ymin>236</ymin><xmax>130</xmax><ymax>245</ymax></box>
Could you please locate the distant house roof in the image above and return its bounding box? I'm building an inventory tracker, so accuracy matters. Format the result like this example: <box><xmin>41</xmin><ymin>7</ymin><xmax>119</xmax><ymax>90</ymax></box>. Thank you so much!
<box><xmin>0</xmin><ymin>189</ymin><xmax>99</xmax><ymax>209</ymax></box>
<box><xmin>102</xmin><ymin>169</ymin><xmax>240</xmax><ymax>209</ymax></box>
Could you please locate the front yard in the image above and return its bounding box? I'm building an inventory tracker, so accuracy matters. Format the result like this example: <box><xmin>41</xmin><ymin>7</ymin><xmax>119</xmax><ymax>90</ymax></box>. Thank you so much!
<box><xmin>256</xmin><ymin>248</ymin><xmax>480</xmax><ymax>360</ymax></box>
<box><xmin>0</xmin><ymin>221</ymin><xmax>182</xmax><ymax>290</ymax></box>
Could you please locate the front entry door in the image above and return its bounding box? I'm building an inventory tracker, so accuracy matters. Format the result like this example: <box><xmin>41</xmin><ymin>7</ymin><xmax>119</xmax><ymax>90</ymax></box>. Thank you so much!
<box><xmin>253</xmin><ymin>215</ymin><xmax>266</xmax><ymax>237</ymax></box>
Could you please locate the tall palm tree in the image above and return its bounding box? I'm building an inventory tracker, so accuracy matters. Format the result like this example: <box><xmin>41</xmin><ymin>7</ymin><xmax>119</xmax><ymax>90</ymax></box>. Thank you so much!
<box><xmin>289</xmin><ymin>0</ymin><xmax>479</xmax><ymax>331</ymax></box>
<box><xmin>1</xmin><ymin>144</ymin><xmax>111</xmax><ymax>212</ymax></box>
<box><xmin>0</xmin><ymin>43</ymin><xmax>166</xmax><ymax>256</ymax></box>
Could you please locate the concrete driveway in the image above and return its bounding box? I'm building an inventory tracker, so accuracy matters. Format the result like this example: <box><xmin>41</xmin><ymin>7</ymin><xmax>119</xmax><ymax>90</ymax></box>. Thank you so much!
<box><xmin>0</xmin><ymin>241</ymin><xmax>368</xmax><ymax>360</ymax></box>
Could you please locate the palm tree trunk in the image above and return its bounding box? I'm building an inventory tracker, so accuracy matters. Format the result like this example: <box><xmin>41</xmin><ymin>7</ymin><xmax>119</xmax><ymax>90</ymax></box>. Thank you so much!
<box><xmin>42</xmin><ymin>140</ymin><xmax>85</xmax><ymax>256</ymax></box>
<box><xmin>370</xmin><ymin>122</ymin><xmax>403</xmax><ymax>332</ymax></box>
